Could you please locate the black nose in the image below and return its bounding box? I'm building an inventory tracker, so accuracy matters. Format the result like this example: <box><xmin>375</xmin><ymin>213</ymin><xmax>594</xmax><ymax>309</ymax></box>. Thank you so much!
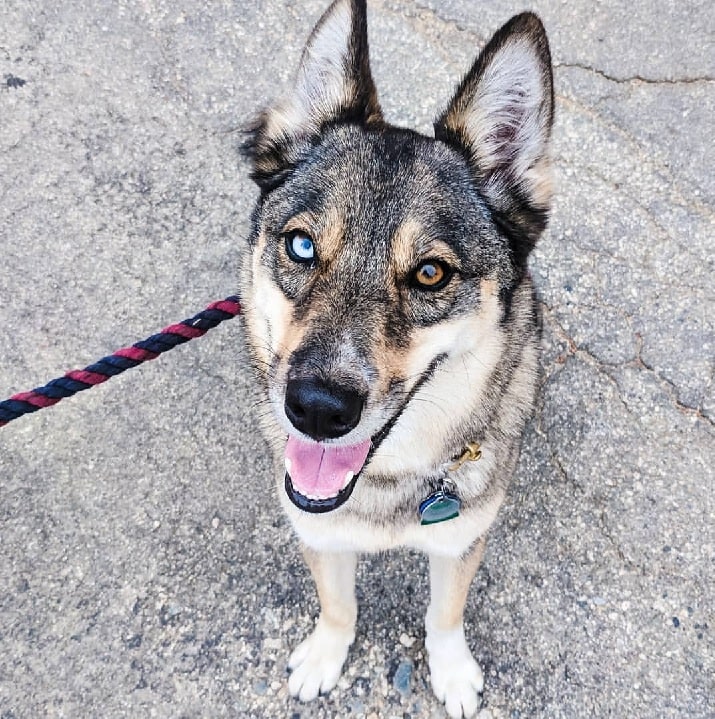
<box><xmin>284</xmin><ymin>378</ymin><xmax>364</xmax><ymax>441</ymax></box>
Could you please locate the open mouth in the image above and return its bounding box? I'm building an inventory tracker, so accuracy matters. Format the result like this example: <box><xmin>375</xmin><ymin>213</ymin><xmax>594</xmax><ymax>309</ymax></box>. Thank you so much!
<box><xmin>284</xmin><ymin>436</ymin><xmax>371</xmax><ymax>513</ymax></box>
<box><xmin>283</xmin><ymin>353</ymin><xmax>448</xmax><ymax>514</ymax></box>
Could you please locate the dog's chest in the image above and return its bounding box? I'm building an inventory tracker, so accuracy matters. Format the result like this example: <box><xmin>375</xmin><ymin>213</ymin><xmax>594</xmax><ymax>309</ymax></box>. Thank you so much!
<box><xmin>281</xmin><ymin>462</ymin><xmax>504</xmax><ymax>558</ymax></box>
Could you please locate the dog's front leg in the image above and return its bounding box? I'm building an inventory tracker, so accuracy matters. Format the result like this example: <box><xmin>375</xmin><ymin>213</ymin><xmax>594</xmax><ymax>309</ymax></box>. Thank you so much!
<box><xmin>426</xmin><ymin>538</ymin><xmax>486</xmax><ymax>719</ymax></box>
<box><xmin>288</xmin><ymin>546</ymin><xmax>358</xmax><ymax>701</ymax></box>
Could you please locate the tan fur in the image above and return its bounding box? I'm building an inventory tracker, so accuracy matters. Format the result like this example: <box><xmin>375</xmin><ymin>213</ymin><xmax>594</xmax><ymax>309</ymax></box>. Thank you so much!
<box><xmin>281</xmin><ymin>212</ymin><xmax>320</xmax><ymax>237</ymax></box>
<box><xmin>244</xmin><ymin>237</ymin><xmax>293</xmax><ymax>367</ymax></box>
<box><xmin>524</xmin><ymin>155</ymin><xmax>554</xmax><ymax>209</ymax></box>
<box><xmin>302</xmin><ymin>545</ymin><xmax>358</xmax><ymax>630</ymax></box>
<box><xmin>390</xmin><ymin>218</ymin><xmax>461</xmax><ymax>278</ymax></box>
<box><xmin>427</xmin><ymin>539</ymin><xmax>487</xmax><ymax>631</ymax></box>
<box><xmin>245</xmin><ymin>211</ymin><xmax>345</xmax><ymax>371</ymax></box>
<box><xmin>299</xmin><ymin>207</ymin><xmax>346</xmax><ymax>265</ymax></box>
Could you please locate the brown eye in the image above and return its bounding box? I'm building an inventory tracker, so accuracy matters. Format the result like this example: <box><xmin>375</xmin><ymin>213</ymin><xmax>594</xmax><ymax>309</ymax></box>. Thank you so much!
<box><xmin>411</xmin><ymin>260</ymin><xmax>452</xmax><ymax>291</ymax></box>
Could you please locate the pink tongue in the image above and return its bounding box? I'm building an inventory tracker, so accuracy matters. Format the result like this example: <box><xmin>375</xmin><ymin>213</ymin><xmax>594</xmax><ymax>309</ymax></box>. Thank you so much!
<box><xmin>285</xmin><ymin>436</ymin><xmax>371</xmax><ymax>498</ymax></box>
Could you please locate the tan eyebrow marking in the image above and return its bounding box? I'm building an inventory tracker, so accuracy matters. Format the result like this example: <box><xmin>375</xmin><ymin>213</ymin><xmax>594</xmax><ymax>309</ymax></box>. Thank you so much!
<box><xmin>391</xmin><ymin>217</ymin><xmax>460</xmax><ymax>280</ymax></box>
<box><xmin>281</xmin><ymin>208</ymin><xmax>345</xmax><ymax>265</ymax></box>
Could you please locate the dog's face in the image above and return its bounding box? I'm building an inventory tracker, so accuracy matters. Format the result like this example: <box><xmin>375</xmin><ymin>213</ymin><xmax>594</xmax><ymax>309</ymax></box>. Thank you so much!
<box><xmin>241</xmin><ymin>0</ymin><xmax>553</xmax><ymax>514</ymax></box>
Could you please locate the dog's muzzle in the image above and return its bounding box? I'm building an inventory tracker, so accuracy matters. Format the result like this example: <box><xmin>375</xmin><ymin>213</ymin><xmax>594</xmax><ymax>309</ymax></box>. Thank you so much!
<box><xmin>281</xmin><ymin>354</ymin><xmax>448</xmax><ymax>513</ymax></box>
<box><xmin>283</xmin><ymin>377</ymin><xmax>370</xmax><ymax>513</ymax></box>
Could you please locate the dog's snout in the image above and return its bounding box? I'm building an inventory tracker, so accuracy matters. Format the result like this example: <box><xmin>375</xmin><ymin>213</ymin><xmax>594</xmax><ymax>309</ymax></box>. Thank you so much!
<box><xmin>285</xmin><ymin>379</ymin><xmax>364</xmax><ymax>441</ymax></box>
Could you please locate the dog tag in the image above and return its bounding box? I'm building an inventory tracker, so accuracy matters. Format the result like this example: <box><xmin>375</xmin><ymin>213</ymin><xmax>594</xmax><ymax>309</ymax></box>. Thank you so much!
<box><xmin>419</xmin><ymin>489</ymin><xmax>461</xmax><ymax>525</ymax></box>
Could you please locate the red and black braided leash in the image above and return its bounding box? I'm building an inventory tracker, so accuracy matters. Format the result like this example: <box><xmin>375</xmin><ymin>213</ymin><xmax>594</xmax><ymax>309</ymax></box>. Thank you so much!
<box><xmin>0</xmin><ymin>296</ymin><xmax>241</xmax><ymax>428</ymax></box>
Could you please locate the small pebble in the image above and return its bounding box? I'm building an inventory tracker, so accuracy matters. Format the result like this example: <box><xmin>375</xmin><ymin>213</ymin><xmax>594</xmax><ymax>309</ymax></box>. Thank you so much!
<box><xmin>393</xmin><ymin>659</ymin><xmax>413</xmax><ymax>697</ymax></box>
<box><xmin>399</xmin><ymin>632</ymin><xmax>416</xmax><ymax>648</ymax></box>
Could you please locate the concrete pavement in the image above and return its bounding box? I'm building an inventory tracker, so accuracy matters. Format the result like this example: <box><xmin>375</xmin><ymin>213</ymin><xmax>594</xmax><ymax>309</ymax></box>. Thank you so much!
<box><xmin>1</xmin><ymin>1</ymin><xmax>712</xmax><ymax>717</ymax></box>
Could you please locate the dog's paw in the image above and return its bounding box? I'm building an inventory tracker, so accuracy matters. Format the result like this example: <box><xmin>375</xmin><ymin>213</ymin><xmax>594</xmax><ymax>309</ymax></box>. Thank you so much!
<box><xmin>426</xmin><ymin>626</ymin><xmax>484</xmax><ymax>719</ymax></box>
<box><xmin>287</xmin><ymin>618</ymin><xmax>354</xmax><ymax>702</ymax></box>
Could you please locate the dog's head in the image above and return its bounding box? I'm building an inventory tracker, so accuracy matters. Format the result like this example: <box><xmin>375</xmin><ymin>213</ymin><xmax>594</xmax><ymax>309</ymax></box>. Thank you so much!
<box><xmin>242</xmin><ymin>0</ymin><xmax>553</xmax><ymax>513</ymax></box>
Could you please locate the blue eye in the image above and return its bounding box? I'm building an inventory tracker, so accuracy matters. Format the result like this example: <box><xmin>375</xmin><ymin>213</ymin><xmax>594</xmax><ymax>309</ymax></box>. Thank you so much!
<box><xmin>285</xmin><ymin>232</ymin><xmax>316</xmax><ymax>263</ymax></box>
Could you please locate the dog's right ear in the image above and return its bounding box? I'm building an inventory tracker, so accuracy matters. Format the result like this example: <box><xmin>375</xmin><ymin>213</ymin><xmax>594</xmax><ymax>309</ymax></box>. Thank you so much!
<box><xmin>245</xmin><ymin>0</ymin><xmax>382</xmax><ymax>190</ymax></box>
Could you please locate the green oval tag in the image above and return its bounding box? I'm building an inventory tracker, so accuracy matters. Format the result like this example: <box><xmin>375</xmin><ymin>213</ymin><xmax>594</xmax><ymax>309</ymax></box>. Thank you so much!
<box><xmin>419</xmin><ymin>490</ymin><xmax>461</xmax><ymax>525</ymax></box>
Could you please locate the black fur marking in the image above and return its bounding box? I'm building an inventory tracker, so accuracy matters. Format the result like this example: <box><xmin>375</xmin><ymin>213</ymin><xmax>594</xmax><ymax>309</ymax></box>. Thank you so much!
<box><xmin>240</xmin><ymin>123</ymin><xmax>312</xmax><ymax>193</ymax></box>
<box><xmin>499</xmin><ymin>282</ymin><xmax>517</xmax><ymax>327</ymax></box>
<box><xmin>531</xmin><ymin>281</ymin><xmax>544</xmax><ymax>339</ymax></box>
<box><xmin>492</xmin><ymin>193</ymin><xmax>550</xmax><ymax>266</ymax></box>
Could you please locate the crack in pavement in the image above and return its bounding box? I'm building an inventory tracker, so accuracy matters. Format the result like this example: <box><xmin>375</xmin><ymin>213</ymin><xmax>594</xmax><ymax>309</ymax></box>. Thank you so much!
<box><xmin>540</xmin><ymin>302</ymin><xmax>714</xmax><ymax>427</ymax></box>
<box><xmin>555</xmin><ymin>62</ymin><xmax>715</xmax><ymax>86</ymax></box>
<box><xmin>570</xmin><ymin>166</ymin><xmax>713</xmax><ymax>257</ymax></box>
<box><xmin>409</xmin><ymin>0</ymin><xmax>482</xmax><ymax>38</ymax></box>
<box><xmin>533</xmin><ymin>364</ymin><xmax>639</xmax><ymax>570</ymax></box>
<box><xmin>533</xmin><ymin>304</ymin><xmax>715</xmax><ymax>570</ymax></box>
<box><xmin>555</xmin><ymin>100</ymin><xmax>715</xmax><ymax>221</ymax></box>
<box><xmin>631</xmin><ymin>332</ymin><xmax>714</xmax><ymax>426</ymax></box>
<box><xmin>376</xmin><ymin>4</ymin><xmax>714</xmax><ymax>88</ymax></box>
<box><xmin>552</xmin><ymin>234</ymin><xmax>711</xmax><ymax>295</ymax></box>
<box><xmin>373</xmin><ymin>0</ymin><xmax>484</xmax><ymax>72</ymax></box>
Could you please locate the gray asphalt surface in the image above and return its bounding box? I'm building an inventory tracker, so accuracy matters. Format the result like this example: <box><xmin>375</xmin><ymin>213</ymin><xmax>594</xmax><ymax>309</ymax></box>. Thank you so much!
<box><xmin>1</xmin><ymin>1</ymin><xmax>713</xmax><ymax>718</ymax></box>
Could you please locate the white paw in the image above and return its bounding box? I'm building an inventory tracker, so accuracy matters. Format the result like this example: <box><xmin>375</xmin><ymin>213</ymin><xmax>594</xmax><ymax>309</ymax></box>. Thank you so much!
<box><xmin>287</xmin><ymin>618</ymin><xmax>354</xmax><ymax>702</ymax></box>
<box><xmin>426</xmin><ymin>626</ymin><xmax>484</xmax><ymax>719</ymax></box>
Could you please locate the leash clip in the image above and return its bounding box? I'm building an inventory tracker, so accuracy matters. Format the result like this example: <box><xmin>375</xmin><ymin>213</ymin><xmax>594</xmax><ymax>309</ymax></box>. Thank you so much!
<box><xmin>447</xmin><ymin>442</ymin><xmax>482</xmax><ymax>472</ymax></box>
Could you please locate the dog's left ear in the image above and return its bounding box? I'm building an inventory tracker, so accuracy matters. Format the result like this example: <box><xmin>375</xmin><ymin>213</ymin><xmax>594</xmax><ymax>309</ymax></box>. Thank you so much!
<box><xmin>435</xmin><ymin>13</ymin><xmax>554</xmax><ymax>267</ymax></box>
<box><xmin>246</xmin><ymin>0</ymin><xmax>382</xmax><ymax>190</ymax></box>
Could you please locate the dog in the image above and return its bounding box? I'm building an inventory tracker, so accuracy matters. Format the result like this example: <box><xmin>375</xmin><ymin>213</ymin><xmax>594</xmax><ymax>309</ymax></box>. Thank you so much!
<box><xmin>239</xmin><ymin>1</ymin><xmax>554</xmax><ymax>716</ymax></box>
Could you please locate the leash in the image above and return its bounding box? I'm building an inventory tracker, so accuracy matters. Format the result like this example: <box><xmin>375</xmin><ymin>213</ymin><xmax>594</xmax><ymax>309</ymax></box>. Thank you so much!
<box><xmin>0</xmin><ymin>296</ymin><xmax>241</xmax><ymax>428</ymax></box>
